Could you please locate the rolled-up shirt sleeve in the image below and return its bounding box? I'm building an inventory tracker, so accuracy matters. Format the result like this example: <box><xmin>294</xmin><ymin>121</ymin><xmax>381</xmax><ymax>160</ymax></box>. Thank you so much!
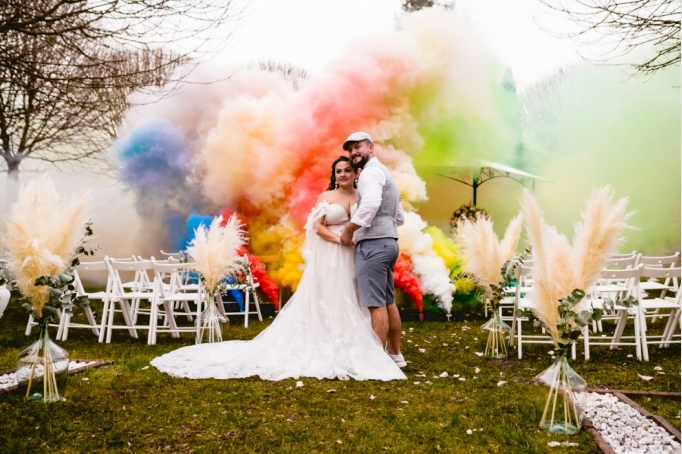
<box><xmin>350</xmin><ymin>167</ymin><xmax>385</xmax><ymax>227</ymax></box>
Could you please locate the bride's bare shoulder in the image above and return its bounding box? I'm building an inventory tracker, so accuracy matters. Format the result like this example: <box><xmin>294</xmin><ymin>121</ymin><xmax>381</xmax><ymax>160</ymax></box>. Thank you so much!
<box><xmin>316</xmin><ymin>191</ymin><xmax>331</xmax><ymax>206</ymax></box>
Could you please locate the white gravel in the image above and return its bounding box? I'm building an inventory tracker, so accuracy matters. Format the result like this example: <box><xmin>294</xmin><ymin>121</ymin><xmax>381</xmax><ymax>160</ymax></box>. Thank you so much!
<box><xmin>580</xmin><ymin>392</ymin><xmax>681</xmax><ymax>454</ymax></box>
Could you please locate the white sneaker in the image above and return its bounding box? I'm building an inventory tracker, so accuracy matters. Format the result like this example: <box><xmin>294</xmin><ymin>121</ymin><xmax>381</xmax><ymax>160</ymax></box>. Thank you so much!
<box><xmin>388</xmin><ymin>353</ymin><xmax>407</xmax><ymax>368</ymax></box>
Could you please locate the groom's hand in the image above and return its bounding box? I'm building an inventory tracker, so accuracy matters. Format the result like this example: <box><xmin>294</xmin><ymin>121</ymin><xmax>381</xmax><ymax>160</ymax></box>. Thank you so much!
<box><xmin>340</xmin><ymin>223</ymin><xmax>359</xmax><ymax>246</ymax></box>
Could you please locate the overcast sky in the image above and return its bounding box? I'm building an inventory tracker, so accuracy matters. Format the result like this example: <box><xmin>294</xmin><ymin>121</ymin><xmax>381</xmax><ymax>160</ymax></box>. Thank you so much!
<box><xmin>217</xmin><ymin>0</ymin><xmax>582</xmax><ymax>90</ymax></box>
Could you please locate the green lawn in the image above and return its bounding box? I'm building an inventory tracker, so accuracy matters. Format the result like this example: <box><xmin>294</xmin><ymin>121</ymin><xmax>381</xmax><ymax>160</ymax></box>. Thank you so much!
<box><xmin>0</xmin><ymin>302</ymin><xmax>679</xmax><ymax>453</ymax></box>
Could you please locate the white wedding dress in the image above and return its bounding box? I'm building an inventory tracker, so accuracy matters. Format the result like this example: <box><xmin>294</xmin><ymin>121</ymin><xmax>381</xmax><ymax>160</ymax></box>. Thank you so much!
<box><xmin>151</xmin><ymin>202</ymin><xmax>406</xmax><ymax>381</ymax></box>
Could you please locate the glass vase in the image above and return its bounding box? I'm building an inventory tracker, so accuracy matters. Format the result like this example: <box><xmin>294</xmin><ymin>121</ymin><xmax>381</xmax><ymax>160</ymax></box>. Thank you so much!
<box><xmin>481</xmin><ymin>312</ymin><xmax>510</xmax><ymax>359</ymax></box>
<box><xmin>196</xmin><ymin>292</ymin><xmax>223</xmax><ymax>344</ymax></box>
<box><xmin>533</xmin><ymin>350</ymin><xmax>586</xmax><ymax>434</ymax></box>
<box><xmin>16</xmin><ymin>323</ymin><xmax>70</xmax><ymax>403</ymax></box>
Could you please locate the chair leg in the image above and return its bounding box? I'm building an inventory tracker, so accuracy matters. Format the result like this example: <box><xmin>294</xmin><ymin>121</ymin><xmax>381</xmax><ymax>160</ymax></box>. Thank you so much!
<box><xmin>147</xmin><ymin>301</ymin><xmax>156</xmax><ymax>345</ymax></box>
<box><xmin>182</xmin><ymin>300</ymin><xmax>193</xmax><ymax>321</ymax></box>
<box><xmin>638</xmin><ymin>308</ymin><xmax>649</xmax><ymax>361</ymax></box>
<box><xmin>106</xmin><ymin>300</ymin><xmax>116</xmax><ymax>343</ymax></box>
<box><xmin>517</xmin><ymin>318</ymin><xmax>523</xmax><ymax>359</ymax></box>
<box><xmin>634</xmin><ymin>309</ymin><xmax>644</xmax><ymax>361</ymax></box>
<box><xmin>99</xmin><ymin>298</ymin><xmax>110</xmax><ymax>343</ymax></box>
<box><xmin>25</xmin><ymin>314</ymin><xmax>34</xmax><ymax>336</ymax></box>
<box><xmin>663</xmin><ymin>309</ymin><xmax>681</xmax><ymax>347</ymax></box>
<box><xmin>165</xmin><ymin>301</ymin><xmax>180</xmax><ymax>338</ymax></box>
<box><xmin>85</xmin><ymin>306</ymin><xmax>100</xmax><ymax>337</ymax></box>
<box><xmin>244</xmin><ymin>290</ymin><xmax>250</xmax><ymax>328</ymax></box>
<box><xmin>119</xmin><ymin>299</ymin><xmax>139</xmax><ymax>339</ymax></box>
<box><xmin>611</xmin><ymin>312</ymin><xmax>628</xmax><ymax>349</ymax></box>
<box><xmin>584</xmin><ymin>328</ymin><xmax>590</xmax><ymax>361</ymax></box>
<box><xmin>56</xmin><ymin>312</ymin><xmax>68</xmax><ymax>341</ymax></box>
<box><xmin>252</xmin><ymin>289</ymin><xmax>263</xmax><ymax>322</ymax></box>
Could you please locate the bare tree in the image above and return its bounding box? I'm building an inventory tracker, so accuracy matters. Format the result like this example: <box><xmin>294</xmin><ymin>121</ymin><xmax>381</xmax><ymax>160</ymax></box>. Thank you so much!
<box><xmin>402</xmin><ymin>0</ymin><xmax>455</xmax><ymax>12</ymax></box>
<box><xmin>255</xmin><ymin>61</ymin><xmax>309</xmax><ymax>90</ymax></box>
<box><xmin>0</xmin><ymin>0</ymin><xmax>240</xmax><ymax>176</ymax></box>
<box><xmin>541</xmin><ymin>0</ymin><xmax>680</xmax><ymax>76</ymax></box>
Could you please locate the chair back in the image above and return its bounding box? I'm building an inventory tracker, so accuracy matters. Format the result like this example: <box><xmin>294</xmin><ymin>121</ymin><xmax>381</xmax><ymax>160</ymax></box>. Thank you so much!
<box><xmin>596</xmin><ymin>264</ymin><xmax>643</xmax><ymax>299</ymax></box>
<box><xmin>106</xmin><ymin>257</ymin><xmax>154</xmax><ymax>295</ymax></box>
<box><xmin>638</xmin><ymin>252</ymin><xmax>680</xmax><ymax>267</ymax></box>
<box><xmin>640</xmin><ymin>266</ymin><xmax>681</xmax><ymax>295</ymax></box>
<box><xmin>603</xmin><ymin>254</ymin><xmax>639</xmax><ymax>269</ymax></box>
<box><xmin>152</xmin><ymin>261</ymin><xmax>198</xmax><ymax>296</ymax></box>
<box><xmin>73</xmin><ymin>260</ymin><xmax>110</xmax><ymax>296</ymax></box>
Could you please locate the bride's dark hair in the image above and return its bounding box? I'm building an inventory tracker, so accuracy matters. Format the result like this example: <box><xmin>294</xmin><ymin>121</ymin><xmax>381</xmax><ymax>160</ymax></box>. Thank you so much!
<box><xmin>326</xmin><ymin>155</ymin><xmax>357</xmax><ymax>191</ymax></box>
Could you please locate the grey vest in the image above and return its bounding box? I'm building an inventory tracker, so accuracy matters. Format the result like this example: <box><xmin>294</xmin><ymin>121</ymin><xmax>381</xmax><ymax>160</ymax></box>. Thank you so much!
<box><xmin>355</xmin><ymin>160</ymin><xmax>400</xmax><ymax>242</ymax></box>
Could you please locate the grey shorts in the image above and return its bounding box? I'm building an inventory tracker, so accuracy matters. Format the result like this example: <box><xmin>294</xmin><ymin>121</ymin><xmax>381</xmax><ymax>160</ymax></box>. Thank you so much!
<box><xmin>355</xmin><ymin>238</ymin><xmax>399</xmax><ymax>308</ymax></box>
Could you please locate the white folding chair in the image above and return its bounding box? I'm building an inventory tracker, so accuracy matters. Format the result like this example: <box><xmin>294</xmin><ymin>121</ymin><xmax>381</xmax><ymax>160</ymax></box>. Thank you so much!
<box><xmin>55</xmin><ymin>260</ymin><xmax>110</xmax><ymax>341</ymax></box>
<box><xmin>582</xmin><ymin>265</ymin><xmax>644</xmax><ymax>360</ymax></box>
<box><xmin>100</xmin><ymin>258</ymin><xmax>155</xmax><ymax>343</ymax></box>
<box><xmin>503</xmin><ymin>262</ymin><xmax>534</xmax><ymax>342</ymax></box>
<box><xmin>637</xmin><ymin>253</ymin><xmax>679</xmax><ymax>322</ymax></box>
<box><xmin>637</xmin><ymin>266</ymin><xmax>682</xmax><ymax>360</ymax></box>
<box><xmin>148</xmin><ymin>261</ymin><xmax>205</xmax><ymax>345</ymax></box>
<box><xmin>221</xmin><ymin>257</ymin><xmax>263</xmax><ymax>328</ymax></box>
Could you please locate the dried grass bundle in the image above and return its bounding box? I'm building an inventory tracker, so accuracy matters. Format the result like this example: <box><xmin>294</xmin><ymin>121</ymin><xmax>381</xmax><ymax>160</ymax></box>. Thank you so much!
<box><xmin>186</xmin><ymin>215</ymin><xmax>246</xmax><ymax>294</ymax></box>
<box><xmin>521</xmin><ymin>187</ymin><xmax>631</xmax><ymax>345</ymax></box>
<box><xmin>454</xmin><ymin>214</ymin><xmax>523</xmax><ymax>300</ymax></box>
<box><xmin>3</xmin><ymin>175</ymin><xmax>89</xmax><ymax>317</ymax></box>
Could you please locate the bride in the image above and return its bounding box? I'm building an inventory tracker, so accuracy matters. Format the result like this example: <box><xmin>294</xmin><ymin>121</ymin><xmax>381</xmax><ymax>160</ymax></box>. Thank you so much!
<box><xmin>151</xmin><ymin>156</ymin><xmax>407</xmax><ymax>381</ymax></box>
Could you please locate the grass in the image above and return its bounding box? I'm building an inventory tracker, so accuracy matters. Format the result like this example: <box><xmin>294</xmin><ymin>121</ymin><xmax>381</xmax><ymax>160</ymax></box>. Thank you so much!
<box><xmin>0</xmin><ymin>301</ymin><xmax>679</xmax><ymax>453</ymax></box>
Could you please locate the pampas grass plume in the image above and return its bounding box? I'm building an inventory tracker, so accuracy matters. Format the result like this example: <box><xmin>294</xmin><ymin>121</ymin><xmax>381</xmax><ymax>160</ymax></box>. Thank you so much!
<box><xmin>454</xmin><ymin>213</ymin><xmax>523</xmax><ymax>300</ymax></box>
<box><xmin>521</xmin><ymin>187</ymin><xmax>631</xmax><ymax>345</ymax></box>
<box><xmin>3</xmin><ymin>175</ymin><xmax>89</xmax><ymax>316</ymax></box>
<box><xmin>186</xmin><ymin>215</ymin><xmax>246</xmax><ymax>294</ymax></box>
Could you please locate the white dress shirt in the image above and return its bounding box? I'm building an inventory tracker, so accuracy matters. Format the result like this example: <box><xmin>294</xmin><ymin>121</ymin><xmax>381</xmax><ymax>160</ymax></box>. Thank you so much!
<box><xmin>350</xmin><ymin>157</ymin><xmax>404</xmax><ymax>228</ymax></box>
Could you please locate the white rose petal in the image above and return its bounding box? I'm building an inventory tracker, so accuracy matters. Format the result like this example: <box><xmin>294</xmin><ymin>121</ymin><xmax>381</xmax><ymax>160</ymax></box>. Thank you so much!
<box><xmin>474</xmin><ymin>368</ymin><xmax>480</xmax><ymax>374</ymax></box>
<box><xmin>439</xmin><ymin>372</ymin><xmax>448</xmax><ymax>378</ymax></box>
<box><xmin>296</xmin><ymin>381</ymin><xmax>304</xmax><ymax>388</ymax></box>
<box><xmin>370</xmin><ymin>394</ymin><xmax>377</xmax><ymax>400</ymax></box>
<box><xmin>419</xmin><ymin>348</ymin><xmax>426</xmax><ymax>353</ymax></box>
<box><xmin>638</xmin><ymin>374</ymin><xmax>654</xmax><ymax>381</ymax></box>
<box><xmin>497</xmin><ymin>381</ymin><xmax>507</xmax><ymax>387</ymax></box>
<box><xmin>474</xmin><ymin>352</ymin><xmax>483</xmax><ymax>357</ymax></box>
<box><xmin>466</xmin><ymin>430</ymin><xmax>472</xmax><ymax>435</ymax></box>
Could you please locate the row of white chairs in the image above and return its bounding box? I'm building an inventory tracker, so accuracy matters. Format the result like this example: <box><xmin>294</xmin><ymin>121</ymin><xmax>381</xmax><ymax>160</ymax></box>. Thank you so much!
<box><xmin>504</xmin><ymin>252</ymin><xmax>681</xmax><ymax>361</ymax></box>
<box><xmin>26</xmin><ymin>254</ymin><xmax>263</xmax><ymax>345</ymax></box>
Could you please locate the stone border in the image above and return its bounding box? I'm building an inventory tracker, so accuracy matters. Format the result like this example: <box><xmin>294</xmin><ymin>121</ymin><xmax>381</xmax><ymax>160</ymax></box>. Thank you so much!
<box><xmin>583</xmin><ymin>388</ymin><xmax>681</xmax><ymax>453</ymax></box>
<box><xmin>0</xmin><ymin>359</ymin><xmax>113</xmax><ymax>394</ymax></box>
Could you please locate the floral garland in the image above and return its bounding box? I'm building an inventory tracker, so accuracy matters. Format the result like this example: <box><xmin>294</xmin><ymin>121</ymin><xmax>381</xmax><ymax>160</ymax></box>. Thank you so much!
<box><xmin>450</xmin><ymin>203</ymin><xmax>490</xmax><ymax>230</ymax></box>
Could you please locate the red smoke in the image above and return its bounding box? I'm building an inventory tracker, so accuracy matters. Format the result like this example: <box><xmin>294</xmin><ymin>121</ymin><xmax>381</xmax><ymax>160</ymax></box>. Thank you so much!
<box><xmin>394</xmin><ymin>253</ymin><xmax>423</xmax><ymax>313</ymax></box>
<box><xmin>220</xmin><ymin>208</ymin><xmax>280</xmax><ymax>310</ymax></box>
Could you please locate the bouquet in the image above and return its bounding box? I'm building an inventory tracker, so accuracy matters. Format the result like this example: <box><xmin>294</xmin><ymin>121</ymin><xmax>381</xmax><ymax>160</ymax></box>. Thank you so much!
<box><xmin>450</xmin><ymin>203</ymin><xmax>489</xmax><ymax>231</ymax></box>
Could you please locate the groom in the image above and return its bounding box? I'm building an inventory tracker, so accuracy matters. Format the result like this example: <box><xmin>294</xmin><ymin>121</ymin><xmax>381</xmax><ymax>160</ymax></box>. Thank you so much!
<box><xmin>339</xmin><ymin>132</ymin><xmax>407</xmax><ymax>368</ymax></box>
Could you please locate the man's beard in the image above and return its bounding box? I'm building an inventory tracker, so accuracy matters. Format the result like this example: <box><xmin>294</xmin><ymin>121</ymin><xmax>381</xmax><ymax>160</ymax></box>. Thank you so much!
<box><xmin>352</xmin><ymin>156</ymin><xmax>368</xmax><ymax>172</ymax></box>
